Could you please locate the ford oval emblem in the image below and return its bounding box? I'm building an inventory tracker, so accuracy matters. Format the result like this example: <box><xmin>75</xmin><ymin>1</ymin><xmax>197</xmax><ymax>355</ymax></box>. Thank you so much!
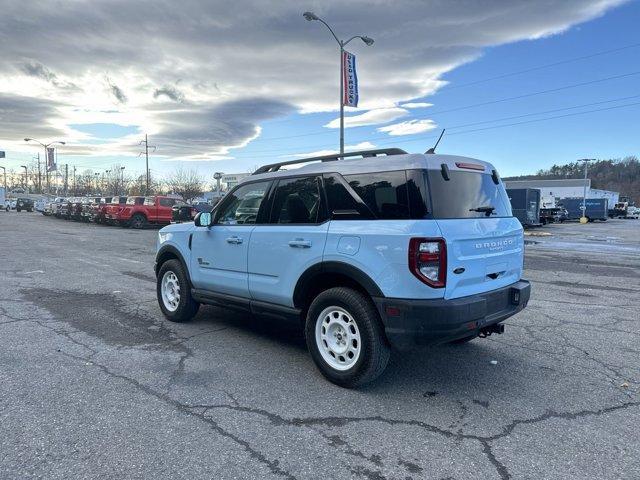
<box><xmin>453</xmin><ymin>267</ymin><xmax>465</xmax><ymax>275</ymax></box>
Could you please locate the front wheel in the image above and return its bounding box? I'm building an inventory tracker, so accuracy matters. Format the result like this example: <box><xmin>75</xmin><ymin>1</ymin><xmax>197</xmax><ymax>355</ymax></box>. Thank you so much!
<box><xmin>157</xmin><ymin>259</ymin><xmax>199</xmax><ymax>322</ymax></box>
<box><xmin>305</xmin><ymin>287</ymin><xmax>390</xmax><ymax>388</ymax></box>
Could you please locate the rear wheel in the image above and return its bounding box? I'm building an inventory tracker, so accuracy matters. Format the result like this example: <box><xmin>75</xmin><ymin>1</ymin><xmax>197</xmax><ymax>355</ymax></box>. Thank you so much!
<box><xmin>131</xmin><ymin>213</ymin><xmax>146</xmax><ymax>229</ymax></box>
<box><xmin>157</xmin><ymin>259</ymin><xmax>199</xmax><ymax>322</ymax></box>
<box><xmin>305</xmin><ymin>287</ymin><xmax>390</xmax><ymax>388</ymax></box>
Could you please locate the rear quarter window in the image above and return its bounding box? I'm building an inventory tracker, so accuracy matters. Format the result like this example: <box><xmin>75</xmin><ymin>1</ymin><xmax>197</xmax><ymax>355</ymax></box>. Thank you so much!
<box><xmin>343</xmin><ymin>171</ymin><xmax>410</xmax><ymax>220</ymax></box>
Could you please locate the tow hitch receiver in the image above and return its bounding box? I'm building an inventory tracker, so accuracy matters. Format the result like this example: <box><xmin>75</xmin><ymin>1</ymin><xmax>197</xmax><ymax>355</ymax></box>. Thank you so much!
<box><xmin>479</xmin><ymin>324</ymin><xmax>505</xmax><ymax>338</ymax></box>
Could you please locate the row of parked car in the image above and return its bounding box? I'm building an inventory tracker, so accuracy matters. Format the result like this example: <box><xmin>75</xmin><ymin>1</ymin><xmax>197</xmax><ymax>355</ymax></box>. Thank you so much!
<box><xmin>42</xmin><ymin>195</ymin><xmax>206</xmax><ymax>228</ymax></box>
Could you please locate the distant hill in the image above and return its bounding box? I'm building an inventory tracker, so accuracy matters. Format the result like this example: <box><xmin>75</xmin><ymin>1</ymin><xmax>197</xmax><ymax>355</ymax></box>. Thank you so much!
<box><xmin>504</xmin><ymin>156</ymin><xmax>639</xmax><ymax>203</ymax></box>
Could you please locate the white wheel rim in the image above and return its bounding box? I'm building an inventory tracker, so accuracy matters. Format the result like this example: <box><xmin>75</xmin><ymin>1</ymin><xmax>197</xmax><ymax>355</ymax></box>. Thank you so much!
<box><xmin>161</xmin><ymin>271</ymin><xmax>181</xmax><ymax>312</ymax></box>
<box><xmin>315</xmin><ymin>306</ymin><xmax>361</xmax><ymax>371</ymax></box>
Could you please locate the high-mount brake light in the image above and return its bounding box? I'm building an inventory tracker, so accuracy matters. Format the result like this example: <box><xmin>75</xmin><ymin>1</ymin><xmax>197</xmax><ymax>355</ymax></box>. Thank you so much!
<box><xmin>408</xmin><ymin>238</ymin><xmax>446</xmax><ymax>288</ymax></box>
<box><xmin>455</xmin><ymin>162</ymin><xmax>485</xmax><ymax>171</ymax></box>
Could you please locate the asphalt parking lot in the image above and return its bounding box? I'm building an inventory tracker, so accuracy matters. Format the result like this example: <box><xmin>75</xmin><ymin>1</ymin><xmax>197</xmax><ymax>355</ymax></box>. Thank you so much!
<box><xmin>1</xmin><ymin>213</ymin><xmax>639</xmax><ymax>479</ymax></box>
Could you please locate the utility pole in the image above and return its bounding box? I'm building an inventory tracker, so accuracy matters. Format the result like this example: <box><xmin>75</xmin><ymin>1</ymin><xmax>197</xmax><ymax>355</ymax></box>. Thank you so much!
<box><xmin>138</xmin><ymin>134</ymin><xmax>156</xmax><ymax>195</ymax></box>
<box><xmin>72</xmin><ymin>166</ymin><xmax>77</xmax><ymax>195</ymax></box>
<box><xmin>36</xmin><ymin>153</ymin><xmax>41</xmax><ymax>193</ymax></box>
<box><xmin>63</xmin><ymin>164</ymin><xmax>69</xmax><ymax>195</ymax></box>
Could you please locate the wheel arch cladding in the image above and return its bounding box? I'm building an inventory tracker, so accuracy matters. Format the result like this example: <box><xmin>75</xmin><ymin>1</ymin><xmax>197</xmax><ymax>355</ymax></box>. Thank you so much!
<box><xmin>293</xmin><ymin>261</ymin><xmax>384</xmax><ymax>310</ymax></box>
<box><xmin>155</xmin><ymin>245</ymin><xmax>189</xmax><ymax>278</ymax></box>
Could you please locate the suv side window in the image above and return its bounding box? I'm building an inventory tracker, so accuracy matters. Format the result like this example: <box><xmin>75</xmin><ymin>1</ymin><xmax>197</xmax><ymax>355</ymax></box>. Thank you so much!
<box><xmin>159</xmin><ymin>198</ymin><xmax>174</xmax><ymax>207</ymax></box>
<box><xmin>144</xmin><ymin>197</ymin><xmax>155</xmax><ymax>206</ymax></box>
<box><xmin>215</xmin><ymin>181</ymin><xmax>270</xmax><ymax>225</ymax></box>
<box><xmin>270</xmin><ymin>176</ymin><xmax>324</xmax><ymax>224</ymax></box>
<box><xmin>343</xmin><ymin>171</ymin><xmax>410</xmax><ymax>219</ymax></box>
<box><xmin>323</xmin><ymin>173</ymin><xmax>374</xmax><ymax>220</ymax></box>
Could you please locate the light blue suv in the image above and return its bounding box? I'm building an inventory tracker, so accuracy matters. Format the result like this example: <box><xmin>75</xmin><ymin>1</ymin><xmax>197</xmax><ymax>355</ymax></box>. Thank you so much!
<box><xmin>155</xmin><ymin>148</ymin><xmax>530</xmax><ymax>387</ymax></box>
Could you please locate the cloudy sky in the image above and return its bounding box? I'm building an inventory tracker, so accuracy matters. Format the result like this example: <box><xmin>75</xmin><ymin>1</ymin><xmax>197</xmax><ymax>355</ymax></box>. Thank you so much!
<box><xmin>0</xmin><ymin>0</ymin><xmax>638</xmax><ymax>180</ymax></box>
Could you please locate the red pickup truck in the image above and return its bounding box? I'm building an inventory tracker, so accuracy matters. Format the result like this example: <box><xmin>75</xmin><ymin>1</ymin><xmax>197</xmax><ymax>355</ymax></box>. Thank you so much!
<box><xmin>114</xmin><ymin>195</ymin><xmax>183</xmax><ymax>229</ymax></box>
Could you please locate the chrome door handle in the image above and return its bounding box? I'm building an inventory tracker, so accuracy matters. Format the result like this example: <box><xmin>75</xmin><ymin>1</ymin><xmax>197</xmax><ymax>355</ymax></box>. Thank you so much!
<box><xmin>226</xmin><ymin>236</ymin><xmax>243</xmax><ymax>244</ymax></box>
<box><xmin>288</xmin><ymin>239</ymin><xmax>312</xmax><ymax>248</ymax></box>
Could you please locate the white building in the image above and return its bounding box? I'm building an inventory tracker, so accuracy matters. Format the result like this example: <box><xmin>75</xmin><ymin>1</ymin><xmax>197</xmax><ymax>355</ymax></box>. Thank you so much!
<box><xmin>504</xmin><ymin>179</ymin><xmax>619</xmax><ymax>208</ymax></box>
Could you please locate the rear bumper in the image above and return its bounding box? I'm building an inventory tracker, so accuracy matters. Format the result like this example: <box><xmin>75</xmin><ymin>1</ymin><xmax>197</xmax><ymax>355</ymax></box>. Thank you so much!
<box><xmin>373</xmin><ymin>280</ymin><xmax>531</xmax><ymax>350</ymax></box>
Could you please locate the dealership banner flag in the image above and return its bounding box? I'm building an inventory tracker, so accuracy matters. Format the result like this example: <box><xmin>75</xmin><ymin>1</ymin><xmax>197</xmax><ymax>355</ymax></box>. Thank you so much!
<box><xmin>47</xmin><ymin>147</ymin><xmax>56</xmax><ymax>172</ymax></box>
<box><xmin>343</xmin><ymin>50</ymin><xmax>359</xmax><ymax>107</ymax></box>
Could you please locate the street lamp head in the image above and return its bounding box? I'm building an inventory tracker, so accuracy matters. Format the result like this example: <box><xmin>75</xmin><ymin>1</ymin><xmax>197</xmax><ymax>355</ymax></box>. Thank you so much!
<box><xmin>303</xmin><ymin>11</ymin><xmax>319</xmax><ymax>21</ymax></box>
<box><xmin>24</xmin><ymin>138</ymin><xmax>31</xmax><ymax>142</ymax></box>
<box><xmin>361</xmin><ymin>36</ymin><xmax>374</xmax><ymax>46</ymax></box>
<box><xmin>120</xmin><ymin>166</ymin><xmax>125</xmax><ymax>170</ymax></box>
<box><xmin>59</xmin><ymin>141</ymin><xmax>66</xmax><ymax>145</ymax></box>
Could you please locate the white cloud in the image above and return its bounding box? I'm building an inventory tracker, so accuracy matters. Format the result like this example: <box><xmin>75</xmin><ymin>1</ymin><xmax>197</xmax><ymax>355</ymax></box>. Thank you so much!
<box><xmin>286</xmin><ymin>142</ymin><xmax>377</xmax><ymax>159</ymax></box>
<box><xmin>378</xmin><ymin>119</ymin><xmax>438</xmax><ymax>136</ymax></box>
<box><xmin>400</xmin><ymin>102</ymin><xmax>433</xmax><ymax>109</ymax></box>
<box><xmin>324</xmin><ymin>108</ymin><xmax>408</xmax><ymax>129</ymax></box>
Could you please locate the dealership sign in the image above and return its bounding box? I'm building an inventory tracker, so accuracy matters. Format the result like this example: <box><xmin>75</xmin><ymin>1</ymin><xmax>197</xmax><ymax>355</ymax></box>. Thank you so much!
<box><xmin>47</xmin><ymin>147</ymin><xmax>56</xmax><ymax>172</ymax></box>
<box><xmin>342</xmin><ymin>50</ymin><xmax>358</xmax><ymax>107</ymax></box>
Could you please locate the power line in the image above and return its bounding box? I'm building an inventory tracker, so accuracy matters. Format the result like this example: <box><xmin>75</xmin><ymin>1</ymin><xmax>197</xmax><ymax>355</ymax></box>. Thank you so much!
<box><xmin>161</xmin><ymin>70</ymin><xmax>640</xmax><ymax>147</ymax></box>
<box><xmin>230</xmin><ymin>99</ymin><xmax>640</xmax><ymax>160</ymax></box>
<box><xmin>439</xmin><ymin>42</ymin><xmax>640</xmax><ymax>91</ymax></box>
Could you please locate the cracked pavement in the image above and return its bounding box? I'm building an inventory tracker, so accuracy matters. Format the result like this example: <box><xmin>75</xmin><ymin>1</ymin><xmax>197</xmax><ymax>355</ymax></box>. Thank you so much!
<box><xmin>1</xmin><ymin>213</ymin><xmax>639</xmax><ymax>479</ymax></box>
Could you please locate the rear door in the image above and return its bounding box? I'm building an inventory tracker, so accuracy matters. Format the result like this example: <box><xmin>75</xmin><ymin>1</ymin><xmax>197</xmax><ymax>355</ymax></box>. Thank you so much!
<box><xmin>190</xmin><ymin>180</ymin><xmax>271</xmax><ymax>298</ymax></box>
<box><xmin>426</xmin><ymin>166</ymin><xmax>524</xmax><ymax>300</ymax></box>
<box><xmin>248</xmin><ymin>175</ymin><xmax>329</xmax><ymax>307</ymax></box>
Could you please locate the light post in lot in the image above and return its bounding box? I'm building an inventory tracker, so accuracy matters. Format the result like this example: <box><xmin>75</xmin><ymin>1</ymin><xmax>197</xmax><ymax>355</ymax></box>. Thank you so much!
<box><xmin>24</xmin><ymin>138</ymin><xmax>65</xmax><ymax>194</ymax></box>
<box><xmin>303</xmin><ymin>11</ymin><xmax>374</xmax><ymax>157</ymax></box>
<box><xmin>94</xmin><ymin>172</ymin><xmax>99</xmax><ymax>193</ymax></box>
<box><xmin>105</xmin><ymin>169</ymin><xmax>111</xmax><ymax>194</ymax></box>
<box><xmin>578</xmin><ymin>158</ymin><xmax>596</xmax><ymax>224</ymax></box>
<box><xmin>20</xmin><ymin>165</ymin><xmax>28</xmax><ymax>190</ymax></box>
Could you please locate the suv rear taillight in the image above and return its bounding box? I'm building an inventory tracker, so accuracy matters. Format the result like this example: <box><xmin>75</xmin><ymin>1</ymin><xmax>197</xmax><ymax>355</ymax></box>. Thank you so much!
<box><xmin>409</xmin><ymin>238</ymin><xmax>446</xmax><ymax>288</ymax></box>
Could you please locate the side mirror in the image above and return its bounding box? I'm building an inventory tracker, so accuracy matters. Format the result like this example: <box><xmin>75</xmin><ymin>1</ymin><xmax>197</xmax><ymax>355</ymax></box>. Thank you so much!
<box><xmin>194</xmin><ymin>211</ymin><xmax>212</xmax><ymax>227</ymax></box>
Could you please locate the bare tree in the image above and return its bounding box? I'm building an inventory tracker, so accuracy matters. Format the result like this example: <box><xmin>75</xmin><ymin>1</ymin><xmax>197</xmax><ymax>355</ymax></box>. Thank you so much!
<box><xmin>165</xmin><ymin>167</ymin><xmax>205</xmax><ymax>201</ymax></box>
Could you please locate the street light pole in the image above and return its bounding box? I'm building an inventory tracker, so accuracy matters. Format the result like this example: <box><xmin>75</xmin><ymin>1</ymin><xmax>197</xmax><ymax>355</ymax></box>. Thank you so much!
<box><xmin>24</xmin><ymin>138</ymin><xmax>65</xmax><ymax>195</ymax></box>
<box><xmin>303</xmin><ymin>12</ymin><xmax>374</xmax><ymax>157</ymax></box>
<box><xmin>578</xmin><ymin>158</ymin><xmax>595</xmax><ymax>224</ymax></box>
<box><xmin>120</xmin><ymin>166</ymin><xmax>126</xmax><ymax>196</ymax></box>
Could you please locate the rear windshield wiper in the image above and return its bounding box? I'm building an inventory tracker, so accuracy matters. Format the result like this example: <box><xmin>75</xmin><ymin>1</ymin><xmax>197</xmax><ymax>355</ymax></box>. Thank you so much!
<box><xmin>469</xmin><ymin>206</ymin><xmax>496</xmax><ymax>216</ymax></box>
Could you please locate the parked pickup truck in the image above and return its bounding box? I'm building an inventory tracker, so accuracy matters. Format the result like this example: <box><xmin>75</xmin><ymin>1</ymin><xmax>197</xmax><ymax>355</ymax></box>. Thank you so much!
<box><xmin>116</xmin><ymin>195</ymin><xmax>182</xmax><ymax>228</ymax></box>
<box><xmin>104</xmin><ymin>196</ymin><xmax>134</xmax><ymax>225</ymax></box>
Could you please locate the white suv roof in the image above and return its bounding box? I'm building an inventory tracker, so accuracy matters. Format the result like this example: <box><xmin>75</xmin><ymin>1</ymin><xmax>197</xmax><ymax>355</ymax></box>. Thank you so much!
<box><xmin>246</xmin><ymin>149</ymin><xmax>495</xmax><ymax>183</ymax></box>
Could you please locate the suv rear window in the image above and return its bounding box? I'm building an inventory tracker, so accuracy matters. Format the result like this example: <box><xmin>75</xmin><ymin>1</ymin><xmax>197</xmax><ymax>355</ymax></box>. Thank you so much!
<box><xmin>426</xmin><ymin>170</ymin><xmax>511</xmax><ymax>219</ymax></box>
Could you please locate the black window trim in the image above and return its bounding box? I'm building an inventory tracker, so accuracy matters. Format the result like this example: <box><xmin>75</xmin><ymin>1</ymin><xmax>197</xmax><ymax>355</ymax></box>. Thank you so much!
<box><xmin>323</xmin><ymin>172</ymin><xmax>376</xmax><ymax>220</ymax></box>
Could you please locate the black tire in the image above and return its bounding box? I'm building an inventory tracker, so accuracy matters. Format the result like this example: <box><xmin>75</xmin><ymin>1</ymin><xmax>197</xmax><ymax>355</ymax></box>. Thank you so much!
<box><xmin>156</xmin><ymin>259</ymin><xmax>199</xmax><ymax>322</ymax></box>
<box><xmin>131</xmin><ymin>213</ymin><xmax>146</xmax><ymax>229</ymax></box>
<box><xmin>305</xmin><ymin>287</ymin><xmax>390</xmax><ymax>388</ymax></box>
<box><xmin>449</xmin><ymin>334</ymin><xmax>477</xmax><ymax>345</ymax></box>
<box><xmin>16</xmin><ymin>208</ymin><xmax>21</xmax><ymax>212</ymax></box>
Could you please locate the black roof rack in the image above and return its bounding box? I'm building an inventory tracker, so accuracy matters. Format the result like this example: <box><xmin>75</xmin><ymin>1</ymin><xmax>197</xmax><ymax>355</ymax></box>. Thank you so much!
<box><xmin>252</xmin><ymin>148</ymin><xmax>408</xmax><ymax>175</ymax></box>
